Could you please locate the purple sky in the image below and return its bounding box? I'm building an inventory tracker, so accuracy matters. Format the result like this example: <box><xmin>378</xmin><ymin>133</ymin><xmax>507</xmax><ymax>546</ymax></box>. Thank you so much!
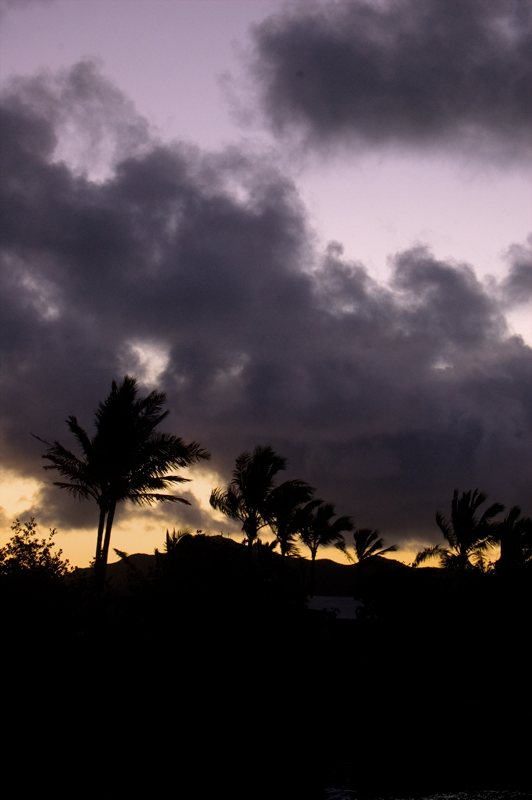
<box><xmin>1</xmin><ymin>0</ymin><xmax>531</xmax><ymax>565</ymax></box>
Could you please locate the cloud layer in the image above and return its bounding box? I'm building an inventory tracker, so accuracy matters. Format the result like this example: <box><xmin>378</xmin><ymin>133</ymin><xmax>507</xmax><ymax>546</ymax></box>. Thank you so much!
<box><xmin>250</xmin><ymin>0</ymin><xmax>532</xmax><ymax>159</ymax></box>
<box><xmin>1</xmin><ymin>61</ymin><xmax>531</xmax><ymax>546</ymax></box>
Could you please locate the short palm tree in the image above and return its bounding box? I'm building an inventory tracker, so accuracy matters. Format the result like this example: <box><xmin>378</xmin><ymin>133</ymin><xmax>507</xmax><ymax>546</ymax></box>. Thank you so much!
<box><xmin>337</xmin><ymin>528</ymin><xmax>397</xmax><ymax>563</ymax></box>
<box><xmin>495</xmin><ymin>506</ymin><xmax>532</xmax><ymax>572</ymax></box>
<box><xmin>414</xmin><ymin>489</ymin><xmax>504</xmax><ymax>570</ymax></box>
<box><xmin>37</xmin><ymin>376</ymin><xmax>210</xmax><ymax>582</ymax></box>
<box><xmin>299</xmin><ymin>501</ymin><xmax>354</xmax><ymax>595</ymax></box>
<box><xmin>210</xmin><ymin>445</ymin><xmax>309</xmax><ymax>555</ymax></box>
<box><xmin>266</xmin><ymin>480</ymin><xmax>315</xmax><ymax>558</ymax></box>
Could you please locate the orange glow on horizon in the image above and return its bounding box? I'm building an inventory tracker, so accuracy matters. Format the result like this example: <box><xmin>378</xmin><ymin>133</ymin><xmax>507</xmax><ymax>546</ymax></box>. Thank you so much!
<box><xmin>0</xmin><ymin>467</ymin><xmax>439</xmax><ymax>570</ymax></box>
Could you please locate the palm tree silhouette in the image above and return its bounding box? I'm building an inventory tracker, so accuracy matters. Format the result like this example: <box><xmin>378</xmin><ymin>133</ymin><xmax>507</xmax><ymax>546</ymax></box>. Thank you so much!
<box><xmin>209</xmin><ymin>445</ymin><xmax>308</xmax><ymax>555</ymax></box>
<box><xmin>414</xmin><ymin>489</ymin><xmax>504</xmax><ymax>570</ymax></box>
<box><xmin>337</xmin><ymin>528</ymin><xmax>397</xmax><ymax>563</ymax></box>
<box><xmin>37</xmin><ymin>376</ymin><xmax>210</xmax><ymax>582</ymax></box>
<box><xmin>299</xmin><ymin>501</ymin><xmax>353</xmax><ymax>595</ymax></box>
<box><xmin>495</xmin><ymin>506</ymin><xmax>532</xmax><ymax>572</ymax></box>
<box><xmin>266</xmin><ymin>480</ymin><xmax>315</xmax><ymax>558</ymax></box>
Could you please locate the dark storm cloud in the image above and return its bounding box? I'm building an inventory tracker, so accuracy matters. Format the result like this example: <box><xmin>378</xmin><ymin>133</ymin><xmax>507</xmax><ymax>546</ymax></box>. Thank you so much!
<box><xmin>501</xmin><ymin>235</ymin><xmax>532</xmax><ymax>305</ymax></box>
<box><xmin>1</xmin><ymin>64</ymin><xmax>531</xmax><ymax>545</ymax></box>
<box><xmin>249</xmin><ymin>0</ymin><xmax>532</xmax><ymax>158</ymax></box>
<box><xmin>3</xmin><ymin>60</ymin><xmax>152</xmax><ymax>176</ymax></box>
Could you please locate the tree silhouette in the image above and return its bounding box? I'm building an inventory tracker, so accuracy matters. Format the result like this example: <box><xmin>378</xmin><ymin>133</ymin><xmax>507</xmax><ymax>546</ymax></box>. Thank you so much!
<box><xmin>161</xmin><ymin>527</ymin><xmax>194</xmax><ymax>555</ymax></box>
<box><xmin>414</xmin><ymin>489</ymin><xmax>504</xmax><ymax>570</ymax></box>
<box><xmin>0</xmin><ymin>518</ymin><xmax>71</xmax><ymax>578</ymax></box>
<box><xmin>38</xmin><ymin>376</ymin><xmax>210</xmax><ymax>582</ymax></box>
<box><xmin>337</xmin><ymin>528</ymin><xmax>397</xmax><ymax>563</ymax></box>
<box><xmin>210</xmin><ymin>445</ymin><xmax>308</xmax><ymax>555</ymax></box>
<box><xmin>266</xmin><ymin>480</ymin><xmax>315</xmax><ymax>558</ymax></box>
<box><xmin>299</xmin><ymin>501</ymin><xmax>353</xmax><ymax>594</ymax></box>
<box><xmin>495</xmin><ymin>506</ymin><xmax>532</xmax><ymax>572</ymax></box>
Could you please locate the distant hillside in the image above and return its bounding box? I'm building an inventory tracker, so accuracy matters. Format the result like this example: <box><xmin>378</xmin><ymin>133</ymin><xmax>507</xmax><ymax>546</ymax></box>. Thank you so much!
<box><xmin>73</xmin><ymin>536</ymin><xmax>410</xmax><ymax>597</ymax></box>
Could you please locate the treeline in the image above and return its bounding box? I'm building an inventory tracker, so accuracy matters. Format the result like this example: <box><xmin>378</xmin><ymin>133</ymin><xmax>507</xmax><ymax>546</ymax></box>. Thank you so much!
<box><xmin>2</xmin><ymin>375</ymin><xmax>531</xmax><ymax>797</ymax></box>
<box><xmin>34</xmin><ymin>376</ymin><xmax>532</xmax><ymax>585</ymax></box>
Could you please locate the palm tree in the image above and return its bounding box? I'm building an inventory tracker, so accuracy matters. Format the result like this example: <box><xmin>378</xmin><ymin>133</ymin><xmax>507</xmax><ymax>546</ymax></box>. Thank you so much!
<box><xmin>337</xmin><ymin>528</ymin><xmax>397</xmax><ymax>563</ymax></box>
<box><xmin>209</xmin><ymin>445</ymin><xmax>309</xmax><ymax>555</ymax></box>
<box><xmin>495</xmin><ymin>506</ymin><xmax>532</xmax><ymax>572</ymax></box>
<box><xmin>414</xmin><ymin>489</ymin><xmax>504</xmax><ymax>570</ymax></box>
<box><xmin>266</xmin><ymin>480</ymin><xmax>315</xmax><ymax>558</ymax></box>
<box><xmin>37</xmin><ymin>376</ymin><xmax>210</xmax><ymax>582</ymax></box>
<box><xmin>299</xmin><ymin>501</ymin><xmax>354</xmax><ymax>595</ymax></box>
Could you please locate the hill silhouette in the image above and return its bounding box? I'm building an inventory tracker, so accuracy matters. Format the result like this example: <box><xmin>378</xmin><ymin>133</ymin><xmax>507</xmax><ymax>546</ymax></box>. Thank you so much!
<box><xmin>75</xmin><ymin>536</ymin><xmax>411</xmax><ymax>599</ymax></box>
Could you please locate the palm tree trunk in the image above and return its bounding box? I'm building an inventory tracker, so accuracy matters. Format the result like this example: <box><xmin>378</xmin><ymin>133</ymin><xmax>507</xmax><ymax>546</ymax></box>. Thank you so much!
<box><xmin>100</xmin><ymin>499</ymin><xmax>117</xmax><ymax>583</ymax></box>
<box><xmin>245</xmin><ymin>517</ymin><xmax>259</xmax><ymax>562</ymax></box>
<box><xmin>94</xmin><ymin>505</ymin><xmax>106</xmax><ymax>568</ymax></box>
<box><xmin>309</xmin><ymin>551</ymin><xmax>317</xmax><ymax>597</ymax></box>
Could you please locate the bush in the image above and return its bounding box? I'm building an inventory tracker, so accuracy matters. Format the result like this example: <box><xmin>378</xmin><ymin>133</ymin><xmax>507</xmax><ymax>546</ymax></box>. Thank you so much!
<box><xmin>0</xmin><ymin>517</ymin><xmax>71</xmax><ymax>578</ymax></box>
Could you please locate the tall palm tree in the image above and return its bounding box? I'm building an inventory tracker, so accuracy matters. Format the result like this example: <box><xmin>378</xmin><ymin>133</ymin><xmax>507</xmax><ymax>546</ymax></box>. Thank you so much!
<box><xmin>299</xmin><ymin>501</ymin><xmax>354</xmax><ymax>595</ymax></box>
<box><xmin>337</xmin><ymin>528</ymin><xmax>397</xmax><ymax>563</ymax></box>
<box><xmin>209</xmin><ymin>445</ymin><xmax>309</xmax><ymax>554</ymax></box>
<box><xmin>414</xmin><ymin>489</ymin><xmax>504</xmax><ymax>570</ymax></box>
<box><xmin>37</xmin><ymin>376</ymin><xmax>210</xmax><ymax>582</ymax></box>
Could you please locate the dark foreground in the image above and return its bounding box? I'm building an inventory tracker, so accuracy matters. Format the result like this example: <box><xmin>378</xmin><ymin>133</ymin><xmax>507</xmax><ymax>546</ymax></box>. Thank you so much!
<box><xmin>3</xmin><ymin>538</ymin><xmax>531</xmax><ymax>799</ymax></box>
<box><xmin>326</xmin><ymin>793</ymin><xmax>530</xmax><ymax>799</ymax></box>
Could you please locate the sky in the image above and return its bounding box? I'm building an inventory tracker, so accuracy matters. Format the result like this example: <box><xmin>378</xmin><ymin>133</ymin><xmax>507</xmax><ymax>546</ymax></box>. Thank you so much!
<box><xmin>1</xmin><ymin>0</ymin><xmax>531</xmax><ymax>567</ymax></box>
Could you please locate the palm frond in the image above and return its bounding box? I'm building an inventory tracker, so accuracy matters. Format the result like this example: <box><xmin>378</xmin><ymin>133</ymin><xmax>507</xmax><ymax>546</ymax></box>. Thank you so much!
<box><xmin>65</xmin><ymin>416</ymin><xmax>93</xmax><ymax>455</ymax></box>
<box><xmin>413</xmin><ymin>545</ymin><xmax>446</xmax><ymax>567</ymax></box>
<box><xmin>128</xmin><ymin>493</ymin><xmax>191</xmax><ymax>506</ymax></box>
<box><xmin>435</xmin><ymin>512</ymin><xmax>454</xmax><ymax>546</ymax></box>
<box><xmin>479</xmin><ymin>502</ymin><xmax>505</xmax><ymax>525</ymax></box>
<box><xmin>335</xmin><ymin>539</ymin><xmax>354</xmax><ymax>563</ymax></box>
<box><xmin>52</xmin><ymin>481</ymin><xmax>97</xmax><ymax>501</ymax></box>
<box><xmin>210</xmin><ymin>486</ymin><xmax>243</xmax><ymax>520</ymax></box>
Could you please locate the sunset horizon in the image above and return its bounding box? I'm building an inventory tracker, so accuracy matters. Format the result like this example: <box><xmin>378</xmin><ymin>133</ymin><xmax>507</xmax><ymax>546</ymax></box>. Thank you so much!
<box><xmin>1</xmin><ymin>0</ymin><xmax>530</xmax><ymax>572</ymax></box>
